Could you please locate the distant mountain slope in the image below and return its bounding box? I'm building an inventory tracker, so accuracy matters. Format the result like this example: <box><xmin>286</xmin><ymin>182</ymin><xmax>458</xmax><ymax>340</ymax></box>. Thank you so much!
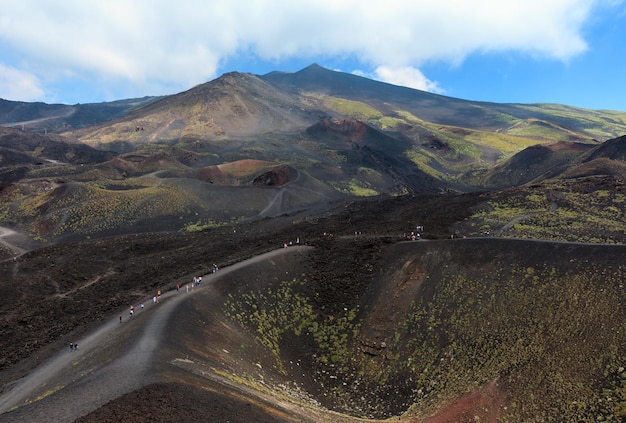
<box><xmin>580</xmin><ymin>134</ymin><xmax>626</xmax><ymax>162</ymax></box>
<box><xmin>0</xmin><ymin>127</ymin><xmax>114</xmax><ymax>163</ymax></box>
<box><xmin>556</xmin><ymin>134</ymin><xmax>626</xmax><ymax>180</ymax></box>
<box><xmin>74</xmin><ymin>72</ymin><xmax>319</xmax><ymax>147</ymax></box>
<box><xmin>262</xmin><ymin>64</ymin><xmax>626</xmax><ymax>140</ymax></box>
<box><xmin>70</xmin><ymin>64</ymin><xmax>626</xmax><ymax>151</ymax></box>
<box><xmin>62</xmin><ymin>64</ymin><xmax>626</xmax><ymax>194</ymax></box>
<box><xmin>2</xmin><ymin>65</ymin><xmax>626</xmax><ymax>246</ymax></box>
<box><xmin>478</xmin><ymin>135</ymin><xmax>626</xmax><ymax>187</ymax></box>
<box><xmin>0</xmin><ymin>97</ymin><xmax>159</xmax><ymax>134</ymax></box>
<box><xmin>479</xmin><ymin>142</ymin><xmax>595</xmax><ymax>188</ymax></box>
<box><xmin>0</xmin><ymin>127</ymin><xmax>116</xmax><ymax>184</ymax></box>
<box><xmin>305</xmin><ymin>117</ymin><xmax>443</xmax><ymax>194</ymax></box>
<box><xmin>263</xmin><ymin>63</ymin><xmax>508</xmax><ymax>130</ymax></box>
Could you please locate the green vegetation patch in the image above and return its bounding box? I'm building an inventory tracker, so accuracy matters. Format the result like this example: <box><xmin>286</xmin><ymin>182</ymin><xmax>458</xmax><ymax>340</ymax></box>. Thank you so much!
<box><xmin>376</xmin><ymin>116</ymin><xmax>407</xmax><ymax>130</ymax></box>
<box><xmin>183</xmin><ymin>216</ymin><xmax>245</xmax><ymax>232</ymax></box>
<box><xmin>224</xmin><ymin>278</ymin><xmax>359</xmax><ymax>374</ymax></box>
<box><xmin>329</xmin><ymin>179</ymin><xmax>379</xmax><ymax>197</ymax></box>
<box><xmin>463</xmin><ymin>181</ymin><xmax>626</xmax><ymax>243</ymax></box>
<box><xmin>503</xmin><ymin>118</ymin><xmax>585</xmax><ymax>141</ymax></box>
<box><xmin>406</xmin><ymin>148</ymin><xmax>458</xmax><ymax>181</ymax></box>
<box><xmin>15</xmin><ymin>180</ymin><xmax>204</xmax><ymax>238</ymax></box>
<box><xmin>514</xmin><ymin>104</ymin><xmax>626</xmax><ymax>140</ymax></box>
<box><xmin>323</xmin><ymin>97</ymin><xmax>383</xmax><ymax>122</ymax></box>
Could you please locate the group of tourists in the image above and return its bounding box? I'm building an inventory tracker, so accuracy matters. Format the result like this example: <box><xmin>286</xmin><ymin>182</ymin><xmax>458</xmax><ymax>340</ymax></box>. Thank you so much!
<box><xmin>118</xmin><ymin>290</ymin><xmax>160</xmax><ymax>324</ymax></box>
<box><xmin>117</xmin><ymin>260</ymin><xmax>223</xmax><ymax>327</ymax></box>
<box><xmin>70</xmin><ymin>260</ymin><xmax>230</xmax><ymax>355</ymax></box>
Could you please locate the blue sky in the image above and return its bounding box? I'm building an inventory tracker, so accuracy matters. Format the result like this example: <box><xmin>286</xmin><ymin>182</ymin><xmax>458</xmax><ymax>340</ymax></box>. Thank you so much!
<box><xmin>1</xmin><ymin>0</ymin><xmax>625</xmax><ymax>111</ymax></box>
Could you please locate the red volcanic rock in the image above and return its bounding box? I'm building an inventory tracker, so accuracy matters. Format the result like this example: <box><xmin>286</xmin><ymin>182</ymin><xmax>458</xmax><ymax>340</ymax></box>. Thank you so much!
<box><xmin>252</xmin><ymin>165</ymin><xmax>296</xmax><ymax>186</ymax></box>
<box><xmin>319</xmin><ymin>117</ymin><xmax>368</xmax><ymax>142</ymax></box>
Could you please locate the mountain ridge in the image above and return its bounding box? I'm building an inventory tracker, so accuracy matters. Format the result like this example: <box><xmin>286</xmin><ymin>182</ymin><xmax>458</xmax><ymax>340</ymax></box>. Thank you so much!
<box><xmin>1</xmin><ymin>64</ymin><xmax>625</xmax><ymax>246</ymax></box>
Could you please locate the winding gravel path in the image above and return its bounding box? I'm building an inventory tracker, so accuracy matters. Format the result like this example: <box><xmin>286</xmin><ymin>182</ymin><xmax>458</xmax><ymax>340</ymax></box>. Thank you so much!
<box><xmin>0</xmin><ymin>246</ymin><xmax>309</xmax><ymax>423</ymax></box>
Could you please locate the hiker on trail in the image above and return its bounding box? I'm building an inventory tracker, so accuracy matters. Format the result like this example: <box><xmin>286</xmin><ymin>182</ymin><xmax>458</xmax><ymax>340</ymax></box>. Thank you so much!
<box><xmin>157</xmin><ymin>290</ymin><xmax>161</xmax><ymax>300</ymax></box>
<box><xmin>176</xmin><ymin>284</ymin><xmax>179</xmax><ymax>292</ymax></box>
<box><xmin>141</xmin><ymin>304</ymin><xmax>144</xmax><ymax>310</ymax></box>
<box><xmin>119</xmin><ymin>316</ymin><xmax>122</xmax><ymax>323</ymax></box>
<box><xmin>153</xmin><ymin>296</ymin><xmax>157</xmax><ymax>304</ymax></box>
<box><xmin>70</xmin><ymin>342</ymin><xmax>74</xmax><ymax>352</ymax></box>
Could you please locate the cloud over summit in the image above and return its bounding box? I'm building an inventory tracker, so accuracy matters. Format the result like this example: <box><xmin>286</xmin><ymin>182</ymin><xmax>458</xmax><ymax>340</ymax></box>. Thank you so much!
<box><xmin>0</xmin><ymin>0</ymin><xmax>619</xmax><ymax>103</ymax></box>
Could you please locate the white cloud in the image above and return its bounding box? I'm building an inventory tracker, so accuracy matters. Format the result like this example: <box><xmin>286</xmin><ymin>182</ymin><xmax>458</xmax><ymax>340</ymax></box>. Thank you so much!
<box><xmin>0</xmin><ymin>0</ymin><xmax>618</xmax><ymax>101</ymax></box>
<box><xmin>372</xmin><ymin>66</ymin><xmax>445</xmax><ymax>94</ymax></box>
<box><xmin>234</xmin><ymin>0</ymin><xmax>598</xmax><ymax>63</ymax></box>
<box><xmin>0</xmin><ymin>64</ymin><xmax>44</xmax><ymax>101</ymax></box>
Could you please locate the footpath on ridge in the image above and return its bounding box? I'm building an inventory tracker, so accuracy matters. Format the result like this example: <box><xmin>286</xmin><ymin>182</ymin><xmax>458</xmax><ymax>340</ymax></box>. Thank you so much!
<box><xmin>0</xmin><ymin>245</ymin><xmax>310</xmax><ymax>423</ymax></box>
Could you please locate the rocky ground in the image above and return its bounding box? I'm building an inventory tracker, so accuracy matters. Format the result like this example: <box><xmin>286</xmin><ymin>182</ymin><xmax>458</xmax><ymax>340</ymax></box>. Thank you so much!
<box><xmin>0</xmin><ymin>193</ymin><xmax>480</xmax><ymax>422</ymax></box>
<box><xmin>1</xmin><ymin>191</ymin><xmax>624</xmax><ymax>422</ymax></box>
